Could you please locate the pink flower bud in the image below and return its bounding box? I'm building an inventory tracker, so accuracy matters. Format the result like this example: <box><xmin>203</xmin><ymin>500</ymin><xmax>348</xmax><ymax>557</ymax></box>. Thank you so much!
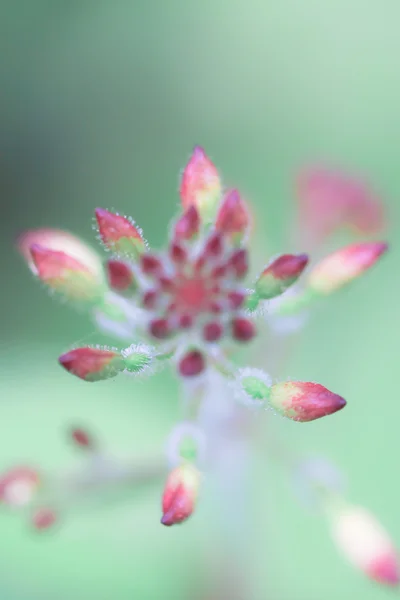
<box><xmin>268</xmin><ymin>381</ymin><xmax>346</xmax><ymax>422</ymax></box>
<box><xmin>0</xmin><ymin>467</ymin><xmax>39</xmax><ymax>507</ymax></box>
<box><xmin>106</xmin><ymin>259</ymin><xmax>136</xmax><ymax>293</ymax></box>
<box><xmin>215</xmin><ymin>189</ymin><xmax>251</xmax><ymax>242</ymax></box>
<box><xmin>179</xmin><ymin>350</ymin><xmax>205</xmax><ymax>377</ymax></box>
<box><xmin>330</xmin><ymin>505</ymin><xmax>399</xmax><ymax>586</ymax></box>
<box><xmin>297</xmin><ymin>167</ymin><xmax>385</xmax><ymax>242</ymax></box>
<box><xmin>95</xmin><ymin>208</ymin><xmax>146</xmax><ymax>258</ymax></box>
<box><xmin>30</xmin><ymin>245</ymin><xmax>105</xmax><ymax>303</ymax></box>
<box><xmin>70</xmin><ymin>427</ymin><xmax>94</xmax><ymax>449</ymax></box>
<box><xmin>231</xmin><ymin>317</ymin><xmax>256</xmax><ymax>342</ymax></box>
<box><xmin>32</xmin><ymin>507</ymin><xmax>57</xmax><ymax>530</ymax></box>
<box><xmin>174</xmin><ymin>205</ymin><xmax>200</xmax><ymax>241</ymax></box>
<box><xmin>17</xmin><ymin>228</ymin><xmax>103</xmax><ymax>278</ymax></box>
<box><xmin>180</xmin><ymin>146</ymin><xmax>222</xmax><ymax>221</ymax></box>
<box><xmin>308</xmin><ymin>242</ymin><xmax>388</xmax><ymax>295</ymax></box>
<box><xmin>256</xmin><ymin>254</ymin><xmax>309</xmax><ymax>299</ymax></box>
<box><xmin>58</xmin><ymin>347</ymin><xmax>124</xmax><ymax>381</ymax></box>
<box><xmin>161</xmin><ymin>463</ymin><xmax>200</xmax><ymax>526</ymax></box>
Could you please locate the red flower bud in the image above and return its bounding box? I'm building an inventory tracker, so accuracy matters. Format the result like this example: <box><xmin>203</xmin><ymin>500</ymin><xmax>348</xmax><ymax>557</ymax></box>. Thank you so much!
<box><xmin>180</xmin><ymin>146</ymin><xmax>222</xmax><ymax>221</ymax></box>
<box><xmin>70</xmin><ymin>427</ymin><xmax>94</xmax><ymax>449</ymax></box>
<box><xmin>174</xmin><ymin>205</ymin><xmax>200</xmax><ymax>241</ymax></box>
<box><xmin>308</xmin><ymin>242</ymin><xmax>388</xmax><ymax>295</ymax></box>
<box><xmin>32</xmin><ymin>507</ymin><xmax>57</xmax><ymax>530</ymax></box>
<box><xmin>231</xmin><ymin>317</ymin><xmax>256</xmax><ymax>342</ymax></box>
<box><xmin>268</xmin><ymin>381</ymin><xmax>346</xmax><ymax>422</ymax></box>
<box><xmin>106</xmin><ymin>259</ymin><xmax>136</xmax><ymax>293</ymax></box>
<box><xmin>0</xmin><ymin>467</ymin><xmax>39</xmax><ymax>507</ymax></box>
<box><xmin>215</xmin><ymin>189</ymin><xmax>251</xmax><ymax>242</ymax></box>
<box><xmin>330</xmin><ymin>505</ymin><xmax>399</xmax><ymax>586</ymax></box>
<box><xmin>95</xmin><ymin>208</ymin><xmax>146</xmax><ymax>258</ymax></box>
<box><xmin>161</xmin><ymin>463</ymin><xmax>200</xmax><ymax>526</ymax></box>
<box><xmin>179</xmin><ymin>350</ymin><xmax>205</xmax><ymax>377</ymax></box>
<box><xmin>256</xmin><ymin>254</ymin><xmax>309</xmax><ymax>299</ymax></box>
<box><xmin>59</xmin><ymin>347</ymin><xmax>124</xmax><ymax>382</ymax></box>
<box><xmin>30</xmin><ymin>244</ymin><xmax>105</xmax><ymax>303</ymax></box>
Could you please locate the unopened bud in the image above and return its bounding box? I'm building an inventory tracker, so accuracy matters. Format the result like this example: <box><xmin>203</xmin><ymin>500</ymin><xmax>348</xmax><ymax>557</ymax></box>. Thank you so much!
<box><xmin>174</xmin><ymin>205</ymin><xmax>200</xmax><ymax>241</ymax></box>
<box><xmin>180</xmin><ymin>146</ymin><xmax>222</xmax><ymax>222</ymax></box>
<box><xmin>106</xmin><ymin>259</ymin><xmax>137</xmax><ymax>294</ymax></box>
<box><xmin>70</xmin><ymin>427</ymin><xmax>94</xmax><ymax>449</ymax></box>
<box><xmin>308</xmin><ymin>242</ymin><xmax>388</xmax><ymax>295</ymax></box>
<box><xmin>32</xmin><ymin>507</ymin><xmax>57</xmax><ymax>530</ymax></box>
<box><xmin>59</xmin><ymin>346</ymin><xmax>124</xmax><ymax>381</ymax></box>
<box><xmin>179</xmin><ymin>350</ymin><xmax>205</xmax><ymax>377</ymax></box>
<box><xmin>0</xmin><ymin>467</ymin><xmax>39</xmax><ymax>507</ymax></box>
<box><xmin>329</xmin><ymin>505</ymin><xmax>399</xmax><ymax>586</ymax></box>
<box><xmin>215</xmin><ymin>189</ymin><xmax>251</xmax><ymax>244</ymax></box>
<box><xmin>95</xmin><ymin>208</ymin><xmax>146</xmax><ymax>259</ymax></box>
<box><xmin>268</xmin><ymin>381</ymin><xmax>346</xmax><ymax>422</ymax></box>
<box><xmin>30</xmin><ymin>245</ymin><xmax>105</xmax><ymax>304</ymax></box>
<box><xmin>161</xmin><ymin>463</ymin><xmax>200</xmax><ymax>526</ymax></box>
<box><xmin>256</xmin><ymin>254</ymin><xmax>309</xmax><ymax>299</ymax></box>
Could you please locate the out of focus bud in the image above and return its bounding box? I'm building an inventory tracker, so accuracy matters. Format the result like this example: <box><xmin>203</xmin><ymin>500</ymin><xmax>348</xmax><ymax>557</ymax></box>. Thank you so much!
<box><xmin>70</xmin><ymin>427</ymin><xmax>95</xmax><ymax>450</ymax></box>
<box><xmin>32</xmin><ymin>507</ymin><xmax>57</xmax><ymax>530</ymax></box>
<box><xmin>268</xmin><ymin>381</ymin><xmax>346</xmax><ymax>422</ymax></box>
<box><xmin>215</xmin><ymin>189</ymin><xmax>251</xmax><ymax>244</ymax></box>
<box><xmin>297</xmin><ymin>168</ymin><xmax>385</xmax><ymax>242</ymax></box>
<box><xmin>95</xmin><ymin>208</ymin><xmax>146</xmax><ymax>259</ymax></box>
<box><xmin>105</xmin><ymin>259</ymin><xmax>137</xmax><ymax>294</ymax></box>
<box><xmin>178</xmin><ymin>350</ymin><xmax>206</xmax><ymax>377</ymax></box>
<box><xmin>0</xmin><ymin>467</ymin><xmax>39</xmax><ymax>507</ymax></box>
<box><xmin>255</xmin><ymin>254</ymin><xmax>309</xmax><ymax>300</ymax></box>
<box><xmin>58</xmin><ymin>346</ymin><xmax>124</xmax><ymax>382</ymax></box>
<box><xmin>17</xmin><ymin>228</ymin><xmax>103</xmax><ymax>278</ymax></box>
<box><xmin>329</xmin><ymin>505</ymin><xmax>399</xmax><ymax>586</ymax></box>
<box><xmin>180</xmin><ymin>146</ymin><xmax>222</xmax><ymax>222</ymax></box>
<box><xmin>29</xmin><ymin>245</ymin><xmax>105</xmax><ymax>304</ymax></box>
<box><xmin>307</xmin><ymin>242</ymin><xmax>388</xmax><ymax>295</ymax></box>
<box><xmin>174</xmin><ymin>205</ymin><xmax>201</xmax><ymax>241</ymax></box>
<box><xmin>161</xmin><ymin>463</ymin><xmax>200</xmax><ymax>526</ymax></box>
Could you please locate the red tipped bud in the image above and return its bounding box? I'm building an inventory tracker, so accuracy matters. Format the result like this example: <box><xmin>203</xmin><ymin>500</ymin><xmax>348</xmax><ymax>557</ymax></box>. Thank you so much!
<box><xmin>215</xmin><ymin>189</ymin><xmax>251</xmax><ymax>243</ymax></box>
<box><xmin>161</xmin><ymin>463</ymin><xmax>201</xmax><ymax>526</ymax></box>
<box><xmin>70</xmin><ymin>427</ymin><xmax>94</xmax><ymax>449</ymax></box>
<box><xmin>256</xmin><ymin>254</ymin><xmax>309</xmax><ymax>299</ymax></box>
<box><xmin>95</xmin><ymin>208</ymin><xmax>146</xmax><ymax>258</ymax></box>
<box><xmin>329</xmin><ymin>505</ymin><xmax>399</xmax><ymax>586</ymax></box>
<box><xmin>106</xmin><ymin>259</ymin><xmax>136</xmax><ymax>294</ymax></box>
<box><xmin>268</xmin><ymin>381</ymin><xmax>346</xmax><ymax>422</ymax></box>
<box><xmin>30</xmin><ymin>245</ymin><xmax>105</xmax><ymax>303</ymax></box>
<box><xmin>179</xmin><ymin>350</ymin><xmax>205</xmax><ymax>377</ymax></box>
<box><xmin>58</xmin><ymin>347</ymin><xmax>124</xmax><ymax>382</ymax></box>
<box><xmin>180</xmin><ymin>146</ymin><xmax>222</xmax><ymax>222</ymax></box>
<box><xmin>0</xmin><ymin>467</ymin><xmax>39</xmax><ymax>507</ymax></box>
<box><xmin>174</xmin><ymin>205</ymin><xmax>200</xmax><ymax>241</ymax></box>
<box><xmin>231</xmin><ymin>317</ymin><xmax>256</xmax><ymax>342</ymax></box>
<box><xmin>297</xmin><ymin>168</ymin><xmax>385</xmax><ymax>242</ymax></box>
<box><xmin>203</xmin><ymin>322</ymin><xmax>224</xmax><ymax>342</ymax></box>
<box><xmin>32</xmin><ymin>507</ymin><xmax>57</xmax><ymax>530</ymax></box>
<box><xmin>308</xmin><ymin>242</ymin><xmax>388</xmax><ymax>295</ymax></box>
<box><xmin>149</xmin><ymin>318</ymin><xmax>173</xmax><ymax>339</ymax></box>
<box><xmin>229</xmin><ymin>248</ymin><xmax>249</xmax><ymax>279</ymax></box>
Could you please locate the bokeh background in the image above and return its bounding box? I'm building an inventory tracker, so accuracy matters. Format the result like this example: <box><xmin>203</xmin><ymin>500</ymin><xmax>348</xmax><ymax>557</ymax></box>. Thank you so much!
<box><xmin>0</xmin><ymin>1</ymin><xmax>399</xmax><ymax>598</ymax></box>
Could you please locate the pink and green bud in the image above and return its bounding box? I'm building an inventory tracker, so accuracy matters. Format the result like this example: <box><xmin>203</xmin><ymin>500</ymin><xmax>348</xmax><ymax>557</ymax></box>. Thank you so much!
<box><xmin>178</xmin><ymin>350</ymin><xmax>206</xmax><ymax>377</ymax></box>
<box><xmin>58</xmin><ymin>346</ymin><xmax>124</xmax><ymax>382</ymax></box>
<box><xmin>161</xmin><ymin>463</ymin><xmax>201</xmax><ymax>526</ymax></box>
<box><xmin>180</xmin><ymin>146</ymin><xmax>222</xmax><ymax>222</ymax></box>
<box><xmin>0</xmin><ymin>467</ymin><xmax>39</xmax><ymax>507</ymax></box>
<box><xmin>215</xmin><ymin>189</ymin><xmax>251</xmax><ymax>244</ymax></box>
<box><xmin>95</xmin><ymin>208</ymin><xmax>146</xmax><ymax>259</ymax></box>
<box><xmin>308</xmin><ymin>242</ymin><xmax>388</xmax><ymax>295</ymax></box>
<box><xmin>329</xmin><ymin>505</ymin><xmax>399</xmax><ymax>586</ymax></box>
<box><xmin>268</xmin><ymin>381</ymin><xmax>346</xmax><ymax>422</ymax></box>
<box><xmin>30</xmin><ymin>245</ymin><xmax>105</xmax><ymax>304</ymax></box>
<box><xmin>255</xmin><ymin>254</ymin><xmax>309</xmax><ymax>300</ymax></box>
<box><xmin>106</xmin><ymin>259</ymin><xmax>137</xmax><ymax>294</ymax></box>
<box><xmin>17</xmin><ymin>228</ymin><xmax>103</xmax><ymax>278</ymax></box>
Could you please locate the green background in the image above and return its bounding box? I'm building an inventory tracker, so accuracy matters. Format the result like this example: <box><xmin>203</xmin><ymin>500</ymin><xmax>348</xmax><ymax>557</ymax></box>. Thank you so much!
<box><xmin>0</xmin><ymin>1</ymin><xmax>399</xmax><ymax>598</ymax></box>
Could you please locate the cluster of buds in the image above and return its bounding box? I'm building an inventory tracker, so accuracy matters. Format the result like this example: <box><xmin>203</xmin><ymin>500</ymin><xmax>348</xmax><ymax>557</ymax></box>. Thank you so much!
<box><xmin>9</xmin><ymin>146</ymin><xmax>395</xmax><ymax>588</ymax></box>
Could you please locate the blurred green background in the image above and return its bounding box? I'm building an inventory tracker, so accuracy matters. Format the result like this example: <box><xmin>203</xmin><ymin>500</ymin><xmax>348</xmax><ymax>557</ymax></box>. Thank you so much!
<box><xmin>1</xmin><ymin>0</ymin><xmax>399</xmax><ymax>598</ymax></box>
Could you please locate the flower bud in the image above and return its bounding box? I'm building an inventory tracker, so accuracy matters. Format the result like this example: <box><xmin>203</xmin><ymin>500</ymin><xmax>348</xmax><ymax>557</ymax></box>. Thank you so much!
<box><xmin>308</xmin><ymin>242</ymin><xmax>388</xmax><ymax>295</ymax></box>
<box><xmin>17</xmin><ymin>228</ymin><xmax>103</xmax><ymax>278</ymax></box>
<box><xmin>32</xmin><ymin>507</ymin><xmax>57</xmax><ymax>530</ymax></box>
<box><xmin>0</xmin><ymin>467</ymin><xmax>39</xmax><ymax>507</ymax></box>
<box><xmin>215</xmin><ymin>189</ymin><xmax>251</xmax><ymax>243</ymax></box>
<box><xmin>268</xmin><ymin>381</ymin><xmax>346</xmax><ymax>422</ymax></box>
<box><xmin>178</xmin><ymin>350</ymin><xmax>205</xmax><ymax>377</ymax></box>
<box><xmin>161</xmin><ymin>463</ymin><xmax>201</xmax><ymax>526</ymax></box>
<box><xmin>174</xmin><ymin>205</ymin><xmax>200</xmax><ymax>241</ymax></box>
<box><xmin>105</xmin><ymin>259</ymin><xmax>137</xmax><ymax>294</ymax></box>
<box><xmin>58</xmin><ymin>346</ymin><xmax>124</xmax><ymax>381</ymax></box>
<box><xmin>180</xmin><ymin>146</ymin><xmax>222</xmax><ymax>222</ymax></box>
<box><xmin>255</xmin><ymin>254</ymin><xmax>309</xmax><ymax>299</ymax></box>
<box><xmin>329</xmin><ymin>505</ymin><xmax>399</xmax><ymax>586</ymax></box>
<box><xmin>95</xmin><ymin>208</ymin><xmax>146</xmax><ymax>259</ymax></box>
<box><xmin>29</xmin><ymin>245</ymin><xmax>105</xmax><ymax>304</ymax></box>
<box><xmin>70</xmin><ymin>427</ymin><xmax>95</xmax><ymax>449</ymax></box>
